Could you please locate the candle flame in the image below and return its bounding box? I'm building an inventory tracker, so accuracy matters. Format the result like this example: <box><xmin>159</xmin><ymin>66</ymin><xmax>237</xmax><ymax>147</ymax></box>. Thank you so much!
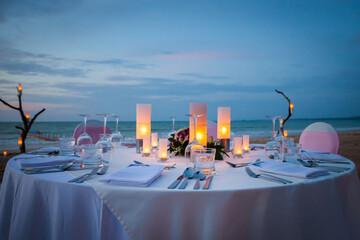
<box><xmin>237</xmin><ymin>149</ymin><xmax>242</xmax><ymax>154</ymax></box>
<box><xmin>18</xmin><ymin>137</ymin><xmax>23</xmax><ymax>145</ymax></box>
<box><xmin>290</xmin><ymin>103</ymin><xmax>294</xmax><ymax>109</ymax></box>
<box><xmin>221</xmin><ymin>126</ymin><xmax>227</xmax><ymax>135</ymax></box>
<box><xmin>26</xmin><ymin>112</ymin><xmax>30</xmax><ymax>119</ymax></box>
<box><xmin>141</xmin><ymin>126</ymin><xmax>147</xmax><ymax>135</ymax></box>
<box><xmin>144</xmin><ymin>148</ymin><xmax>150</xmax><ymax>153</ymax></box>
<box><xmin>162</xmin><ymin>153</ymin><xmax>166</xmax><ymax>157</ymax></box>
<box><xmin>284</xmin><ymin>130</ymin><xmax>288</xmax><ymax>137</ymax></box>
<box><xmin>3</xmin><ymin>150</ymin><xmax>7</xmax><ymax>156</ymax></box>
<box><xmin>196</xmin><ymin>132</ymin><xmax>204</xmax><ymax>140</ymax></box>
<box><xmin>244</xmin><ymin>146</ymin><xmax>249</xmax><ymax>151</ymax></box>
<box><xmin>18</xmin><ymin>84</ymin><xmax>22</xmax><ymax>91</ymax></box>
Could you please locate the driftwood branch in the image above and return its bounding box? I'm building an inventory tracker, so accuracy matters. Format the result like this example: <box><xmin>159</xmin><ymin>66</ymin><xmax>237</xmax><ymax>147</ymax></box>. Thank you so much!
<box><xmin>275</xmin><ymin>89</ymin><xmax>293</xmax><ymax>133</ymax></box>
<box><xmin>0</xmin><ymin>86</ymin><xmax>46</xmax><ymax>153</ymax></box>
<box><xmin>0</xmin><ymin>98</ymin><xmax>19</xmax><ymax>110</ymax></box>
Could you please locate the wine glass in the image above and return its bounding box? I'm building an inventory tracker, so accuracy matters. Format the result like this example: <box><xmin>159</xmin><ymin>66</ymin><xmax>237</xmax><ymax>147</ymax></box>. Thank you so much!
<box><xmin>96</xmin><ymin>114</ymin><xmax>114</xmax><ymax>154</ymax></box>
<box><xmin>168</xmin><ymin>116</ymin><xmax>177</xmax><ymax>137</ymax></box>
<box><xmin>111</xmin><ymin>115</ymin><xmax>123</xmax><ymax>146</ymax></box>
<box><xmin>184</xmin><ymin>114</ymin><xmax>204</xmax><ymax>167</ymax></box>
<box><xmin>265</xmin><ymin>116</ymin><xmax>283</xmax><ymax>138</ymax></box>
<box><xmin>77</xmin><ymin>114</ymin><xmax>92</xmax><ymax>145</ymax></box>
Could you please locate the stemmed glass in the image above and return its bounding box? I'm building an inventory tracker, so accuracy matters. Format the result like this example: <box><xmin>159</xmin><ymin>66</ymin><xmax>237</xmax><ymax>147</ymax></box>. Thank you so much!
<box><xmin>264</xmin><ymin>116</ymin><xmax>283</xmax><ymax>161</ymax></box>
<box><xmin>168</xmin><ymin>116</ymin><xmax>177</xmax><ymax>137</ymax></box>
<box><xmin>265</xmin><ymin>116</ymin><xmax>283</xmax><ymax>138</ymax></box>
<box><xmin>96</xmin><ymin>114</ymin><xmax>113</xmax><ymax>154</ymax></box>
<box><xmin>111</xmin><ymin>115</ymin><xmax>123</xmax><ymax>144</ymax></box>
<box><xmin>184</xmin><ymin>114</ymin><xmax>204</xmax><ymax>166</ymax></box>
<box><xmin>77</xmin><ymin>114</ymin><xmax>92</xmax><ymax>145</ymax></box>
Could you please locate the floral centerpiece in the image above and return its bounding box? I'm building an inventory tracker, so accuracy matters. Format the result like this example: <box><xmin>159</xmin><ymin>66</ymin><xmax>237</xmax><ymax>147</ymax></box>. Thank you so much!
<box><xmin>168</xmin><ymin>127</ymin><xmax>229</xmax><ymax>160</ymax></box>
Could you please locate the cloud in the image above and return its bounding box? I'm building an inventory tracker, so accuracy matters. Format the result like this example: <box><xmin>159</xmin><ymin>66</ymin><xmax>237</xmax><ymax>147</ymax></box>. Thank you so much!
<box><xmin>0</xmin><ymin>79</ymin><xmax>13</xmax><ymax>83</ymax></box>
<box><xmin>152</xmin><ymin>51</ymin><xmax>237</xmax><ymax>60</ymax></box>
<box><xmin>179</xmin><ymin>73</ymin><xmax>228</xmax><ymax>80</ymax></box>
<box><xmin>0</xmin><ymin>0</ymin><xmax>83</xmax><ymax>22</ymax></box>
<box><xmin>0</xmin><ymin>101</ymin><xmax>74</xmax><ymax>111</ymax></box>
<box><xmin>79</xmin><ymin>58</ymin><xmax>154</xmax><ymax>69</ymax></box>
<box><xmin>107</xmin><ymin>75</ymin><xmax>176</xmax><ymax>85</ymax></box>
<box><xmin>0</xmin><ymin>61</ymin><xmax>87</xmax><ymax>77</ymax></box>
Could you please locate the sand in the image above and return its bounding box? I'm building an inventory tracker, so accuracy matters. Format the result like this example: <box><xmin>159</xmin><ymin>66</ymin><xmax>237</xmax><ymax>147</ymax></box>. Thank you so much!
<box><xmin>1</xmin><ymin>131</ymin><xmax>360</xmax><ymax>183</ymax></box>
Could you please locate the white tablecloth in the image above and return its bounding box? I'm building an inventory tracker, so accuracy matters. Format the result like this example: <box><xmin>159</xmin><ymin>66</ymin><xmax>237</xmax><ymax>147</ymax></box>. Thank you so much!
<box><xmin>1</xmin><ymin>147</ymin><xmax>360</xmax><ymax>240</ymax></box>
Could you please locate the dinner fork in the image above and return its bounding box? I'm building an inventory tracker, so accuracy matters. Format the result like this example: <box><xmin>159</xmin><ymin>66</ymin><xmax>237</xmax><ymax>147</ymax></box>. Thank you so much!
<box><xmin>68</xmin><ymin>167</ymin><xmax>100</xmax><ymax>183</ymax></box>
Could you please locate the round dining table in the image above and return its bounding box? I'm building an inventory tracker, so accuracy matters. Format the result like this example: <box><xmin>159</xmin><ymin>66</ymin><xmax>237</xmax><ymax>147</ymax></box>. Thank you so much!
<box><xmin>1</xmin><ymin>146</ymin><xmax>360</xmax><ymax>240</ymax></box>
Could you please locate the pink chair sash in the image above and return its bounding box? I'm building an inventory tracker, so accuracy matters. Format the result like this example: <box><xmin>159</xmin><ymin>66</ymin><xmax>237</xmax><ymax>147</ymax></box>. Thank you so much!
<box><xmin>299</xmin><ymin>131</ymin><xmax>340</xmax><ymax>154</ymax></box>
<box><xmin>73</xmin><ymin>126</ymin><xmax>111</xmax><ymax>144</ymax></box>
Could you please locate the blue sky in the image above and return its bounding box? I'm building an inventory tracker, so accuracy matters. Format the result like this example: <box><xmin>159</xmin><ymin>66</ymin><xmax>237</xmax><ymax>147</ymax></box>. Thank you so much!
<box><xmin>0</xmin><ymin>0</ymin><xmax>359</xmax><ymax>121</ymax></box>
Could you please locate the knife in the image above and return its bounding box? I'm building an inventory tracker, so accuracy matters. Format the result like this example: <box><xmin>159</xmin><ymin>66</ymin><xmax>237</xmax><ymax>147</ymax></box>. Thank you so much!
<box><xmin>167</xmin><ymin>175</ymin><xmax>184</xmax><ymax>189</ymax></box>
<box><xmin>245</xmin><ymin>167</ymin><xmax>287</xmax><ymax>184</ymax></box>
<box><xmin>202</xmin><ymin>175</ymin><xmax>213</xmax><ymax>190</ymax></box>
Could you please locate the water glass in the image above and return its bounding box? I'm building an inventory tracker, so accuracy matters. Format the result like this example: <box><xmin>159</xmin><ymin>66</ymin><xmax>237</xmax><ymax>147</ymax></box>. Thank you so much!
<box><xmin>284</xmin><ymin>143</ymin><xmax>302</xmax><ymax>162</ymax></box>
<box><xmin>59</xmin><ymin>138</ymin><xmax>75</xmax><ymax>155</ymax></box>
<box><xmin>192</xmin><ymin>148</ymin><xmax>216</xmax><ymax>175</ymax></box>
<box><xmin>81</xmin><ymin>144</ymin><xmax>103</xmax><ymax>169</ymax></box>
<box><xmin>265</xmin><ymin>139</ymin><xmax>282</xmax><ymax>161</ymax></box>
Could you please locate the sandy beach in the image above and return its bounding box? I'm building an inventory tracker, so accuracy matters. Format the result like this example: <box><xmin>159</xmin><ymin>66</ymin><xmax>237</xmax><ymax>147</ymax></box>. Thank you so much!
<box><xmin>1</xmin><ymin>131</ymin><xmax>360</xmax><ymax>183</ymax></box>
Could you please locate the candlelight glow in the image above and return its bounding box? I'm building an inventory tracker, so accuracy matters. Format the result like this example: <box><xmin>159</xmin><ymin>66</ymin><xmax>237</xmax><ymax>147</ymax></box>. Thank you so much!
<box><xmin>290</xmin><ymin>103</ymin><xmax>294</xmax><ymax>109</ymax></box>
<box><xmin>142</xmin><ymin>135</ymin><xmax>151</xmax><ymax>156</ymax></box>
<box><xmin>17</xmin><ymin>84</ymin><xmax>22</xmax><ymax>91</ymax></box>
<box><xmin>136</xmin><ymin>104</ymin><xmax>151</xmax><ymax>140</ymax></box>
<box><xmin>151</xmin><ymin>133</ymin><xmax>158</xmax><ymax>148</ymax></box>
<box><xmin>158</xmin><ymin>139</ymin><xmax>168</xmax><ymax>160</ymax></box>
<box><xmin>243</xmin><ymin>135</ymin><xmax>250</xmax><ymax>152</ymax></box>
<box><xmin>196</xmin><ymin>132</ymin><xmax>204</xmax><ymax>141</ymax></box>
<box><xmin>26</xmin><ymin>112</ymin><xmax>30</xmax><ymax>119</ymax></box>
<box><xmin>3</xmin><ymin>150</ymin><xmax>7</xmax><ymax>156</ymax></box>
<box><xmin>189</xmin><ymin>102</ymin><xmax>207</xmax><ymax>146</ymax></box>
<box><xmin>18</xmin><ymin>137</ymin><xmax>23</xmax><ymax>145</ymax></box>
<box><xmin>284</xmin><ymin>130</ymin><xmax>288</xmax><ymax>137</ymax></box>
<box><xmin>233</xmin><ymin>137</ymin><xmax>243</xmax><ymax>157</ymax></box>
<box><xmin>217</xmin><ymin>107</ymin><xmax>231</xmax><ymax>139</ymax></box>
<box><xmin>221</xmin><ymin>126</ymin><xmax>227</xmax><ymax>135</ymax></box>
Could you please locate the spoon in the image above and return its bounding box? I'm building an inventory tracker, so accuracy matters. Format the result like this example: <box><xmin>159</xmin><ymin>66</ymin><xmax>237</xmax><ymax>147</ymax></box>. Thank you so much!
<box><xmin>193</xmin><ymin>171</ymin><xmax>207</xmax><ymax>189</ymax></box>
<box><xmin>178</xmin><ymin>167</ymin><xmax>195</xmax><ymax>189</ymax></box>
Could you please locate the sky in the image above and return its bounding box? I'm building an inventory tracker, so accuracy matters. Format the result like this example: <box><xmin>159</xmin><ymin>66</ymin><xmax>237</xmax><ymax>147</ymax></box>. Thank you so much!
<box><xmin>0</xmin><ymin>0</ymin><xmax>359</xmax><ymax>122</ymax></box>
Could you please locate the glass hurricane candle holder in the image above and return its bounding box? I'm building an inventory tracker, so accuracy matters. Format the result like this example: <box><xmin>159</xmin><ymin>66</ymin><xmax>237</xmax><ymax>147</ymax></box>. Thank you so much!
<box><xmin>233</xmin><ymin>137</ymin><xmax>243</xmax><ymax>158</ymax></box>
<box><xmin>142</xmin><ymin>135</ymin><xmax>151</xmax><ymax>157</ymax></box>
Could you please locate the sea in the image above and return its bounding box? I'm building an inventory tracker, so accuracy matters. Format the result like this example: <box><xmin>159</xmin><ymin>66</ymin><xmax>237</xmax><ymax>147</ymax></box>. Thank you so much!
<box><xmin>1</xmin><ymin>119</ymin><xmax>360</xmax><ymax>151</ymax></box>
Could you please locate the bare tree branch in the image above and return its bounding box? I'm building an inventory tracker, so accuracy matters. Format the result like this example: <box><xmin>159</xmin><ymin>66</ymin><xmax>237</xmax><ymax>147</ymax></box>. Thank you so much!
<box><xmin>275</xmin><ymin>89</ymin><xmax>293</xmax><ymax>132</ymax></box>
<box><xmin>15</xmin><ymin>126</ymin><xmax>25</xmax><ymax>132</ymax></box>
<box><xmin>0</xmin><ymin>98</ymin><xmax>19</xmax><ymax>110</ymax></box>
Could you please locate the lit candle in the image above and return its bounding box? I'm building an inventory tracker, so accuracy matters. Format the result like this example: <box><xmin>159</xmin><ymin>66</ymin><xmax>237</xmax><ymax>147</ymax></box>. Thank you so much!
<box><xmin>136</xmin><ymin>104</ymin><xmax>151</xmax><ymax>153</ymax></box>
<box><xmin>26</xmin><ymin>112</ymin><xmax>30</xmax><ymax>120</ymax></box>
<box><xmin>18</xmin><ymin>137</ymin><xmax>23</xmax><ymax>146</ymax></box>
<box><xmin>142</xmin><ymin>135</ymin><xmax>151</xmax><ymax>157</ymax></box>
<box><xmin>190</xmin><ymin>102</ymin><xmax>207</xmax><ymax>146</ymax></box>
<box><xmin>151</xmin><ymin>133</ymin><xmax>158</xmax><ymax>148</ymax></box>
<box><xmin>284</xmin><ymin>130</ymin><xmax>288</xmax><ymax>138</ymax></box>
<box><xmin>17</xmin><ymin>83</ymin><xmax>22</xmax><ymax>95</ymax></box>
<box><xmin>243</xmin><ymin>135</ymin><xmax>250</xmax><ymax>152</ymax></box>
<box><xmin>290</xmin><ymin>103</ymin><xmax>294</xmax><ymax>114</ymax></box>
<box><xmin>3</xmin><ymin>150</ymin><xmax>7</xmax><ymax>160</ymax></box>
<box><xmin>217</xmin><ymin>107</ymin><xmax>231</xmax><ymax>151</ymax></box>
<box><xmin>158</xmin><ymin>139</ymin><xmax>168</xmax><ymax>161</ymax></box>
<box><xmin>233</xmin><ymin>137</ymin><xmax>243</xmax><ymax>158</ymax></box>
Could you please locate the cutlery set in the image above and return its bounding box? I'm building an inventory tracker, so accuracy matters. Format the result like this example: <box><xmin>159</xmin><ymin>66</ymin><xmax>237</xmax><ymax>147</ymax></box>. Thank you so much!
<box><xmin>245</xmin><ymin>167</ymin><xmax>292</xmax><ymax>184</ymax></box>
<box><xmin>168</xmin><ymin>167</ymin><xmax>212</xmax><ymax>190</ymax></box>
<box><xmin>68</xmin><ymin>165</ymin><xmax>109</xmax><ymax>183</ymax></box>
<box><xmin>297</xmin><ymin>159</ymin><xmax>350</xmax><ymax>173</ymax></box>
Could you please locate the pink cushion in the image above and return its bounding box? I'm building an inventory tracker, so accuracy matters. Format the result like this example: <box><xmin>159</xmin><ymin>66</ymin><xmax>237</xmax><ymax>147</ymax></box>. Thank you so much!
<box><xmin>73</xmin><ymin>126</ymin><xmax>111</xmax><ymax>144</ymax></box>
<box><xmin>299</xmin><ymin>131</ymin><xmax>340</xmax><ymax>154</ymax></box>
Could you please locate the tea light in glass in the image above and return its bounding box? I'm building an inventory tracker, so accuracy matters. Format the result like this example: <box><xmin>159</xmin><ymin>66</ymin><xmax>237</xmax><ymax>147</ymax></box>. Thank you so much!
<box><xmin>233</xmin><ymin>137</ymin><xmax>243</xmax><ymax>158</ymax></box>
<box><xmin>151</xmin><ymin>132</ymin><xmax>158</xmax><ymax>149</ymax></box>
<box><xmin>189</xmin><ymin>102</ymin><xmax>207</xmax><ymax>146</ymax></box>
<box><xmin>158</xmin><ymin>139</ymin><xmax>168</xmax><ymax>161</ymax></box>
<box><xmin>243</xmin><ymin>135</ymin><xmax>250</xmax><ymax>153</ymax></box>
<box><xmin>142</xmin><ymin>135</ymin><xmax>151</xmax><ymax>157</ymax></box>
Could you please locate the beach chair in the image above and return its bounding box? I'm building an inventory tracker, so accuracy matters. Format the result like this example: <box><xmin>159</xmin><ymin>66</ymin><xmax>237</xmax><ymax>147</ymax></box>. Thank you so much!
<box><xmin>299</xmin><ymin>122</ymin><xmax>340</xmax><ymax>154</ymax></box>
<box><xmin>73</xmin><ymin>120</ymin><xmax>111</xmax><ymax>144</ymax></box>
